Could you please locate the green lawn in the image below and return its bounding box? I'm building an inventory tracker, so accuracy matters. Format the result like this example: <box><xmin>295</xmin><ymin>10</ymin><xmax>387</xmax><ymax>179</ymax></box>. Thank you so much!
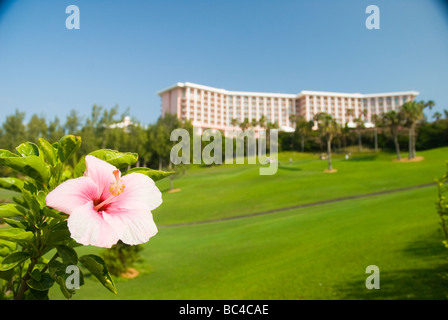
<box><xmin>154</xmin><ymin>148</ymin><xmax>448</xmax><ymax>225</ymax></box>
<box><xmin>42</xmin><ymin>147</ymin><xmax>448</xmax><ymax>300</ymax></box>
<box><xmin>51</xmin><ymin>185</ymin><xmax>448</xmax><ymax>300</ymax></box>
<box><xmin>2</xmin><ymin>147</ymin><xmax>447</xmax><ymax>299</ymax></box>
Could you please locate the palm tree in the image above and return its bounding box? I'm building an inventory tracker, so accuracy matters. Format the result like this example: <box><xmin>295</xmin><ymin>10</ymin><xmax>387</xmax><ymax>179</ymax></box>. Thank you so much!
<box><xmin>230</xmin><ymin>118</ymin><xmax>239</xmax><ymax>128</ymax></box>
<box><xmin>251</xmin><ymin>118</ymin><xmax>258</xmax><ymax>128</ymax></box>
<box><xmin>293</xmin><ymin>115</ymin><xmax>313</xmax><ymax>152</ymax></box>
<box><xmin>346</xmin><ymin>108</ymin><xmax>355</xmax><ymax>125</ymax></box>
<box><xmin>382</xmin><ymin>110</ymin><xmax>404</xmax><ymax>161</ymax></box>
<box><xmin>258</xmin><ymin>115</ymin><xmax>267</xmax><ymax>129</ymax></box>
<box><xmin>371</xmin><ymin>114</ymin><xmax>382</xmax><ymax>153</ymax></box>
<box><xmin>314</xmin><ymin>112</ymin><xmax>338</xmax><ymax>171</ymax></box>
<box><xmin>239</xmin><ymin>118</ymin><xmax>250</xmax><ymax>132</ymax></box>
<box><xmin>266</xmin><ymin>121</ymin><xmax>279</xmax><ymax>152</ymax></box>
<box><xmin>400</xmin><ymin>101</ymin><xmax>424</xmax><ymax>159</ymax></box>
<box><xmin>433</xmin><ymin>111</ymin><xmax>442</xmax><ymax>122</ymax></box>
<box><xmin>424</xmin><ymin>100</ymin><xmax>435</xmax><ymax>122</ymax></box>
<box><xmin>354</xmin><ymin>117</ymin><xmax>365</xmax><ymax>152</ymax></box>
<box><xmin>444</xmin><ymin>109</ymin><xmax>448</xmax><ymax>120</ymax></box>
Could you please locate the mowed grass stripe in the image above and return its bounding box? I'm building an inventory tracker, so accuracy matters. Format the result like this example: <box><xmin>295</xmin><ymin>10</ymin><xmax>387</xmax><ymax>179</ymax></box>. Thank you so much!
<box><xmin>154</xmin><ymin>147</ymin><xmax>448</xmax><ymax>225</ymax></box>
<box><xmin>160</xmin><ymin>182</ymin><xmax>436</xmax><ymax>228</ymax></box>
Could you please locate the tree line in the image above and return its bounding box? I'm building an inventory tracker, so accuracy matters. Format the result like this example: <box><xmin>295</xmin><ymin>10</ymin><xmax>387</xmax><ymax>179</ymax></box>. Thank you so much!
<box><xmin>0</xmin><ymin>105</ymin><xmax>192</xmax><ymax>177</ymax></box>
<box><xmin>0</xmin><ymin>99</ymin><xmax>447</xmax><ymax>176</ymax></box>
<box><xmin>303</xmin><ymin>100</ymin><xmax>448</xmax><ymax>170</ymax></box>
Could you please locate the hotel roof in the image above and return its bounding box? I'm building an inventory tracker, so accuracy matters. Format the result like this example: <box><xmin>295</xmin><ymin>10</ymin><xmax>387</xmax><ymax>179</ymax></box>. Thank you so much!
<box><xmin>157</xmin><ymin>82</ymin><xmax>419</xmax><ymax>99</ymax></box>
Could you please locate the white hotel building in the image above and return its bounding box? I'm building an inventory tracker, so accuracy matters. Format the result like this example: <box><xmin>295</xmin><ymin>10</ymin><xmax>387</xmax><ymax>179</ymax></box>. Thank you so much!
<box><xmin>158</xmin><ymin>82</ymin><xmax>419</xmax><ymax>132</ymax></box>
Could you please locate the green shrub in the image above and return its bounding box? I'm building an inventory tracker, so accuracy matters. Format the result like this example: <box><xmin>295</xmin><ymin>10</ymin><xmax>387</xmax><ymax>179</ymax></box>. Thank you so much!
<box><xmin>101</xmin><ymin>241</ymin><xmax>143</xmax><ymax>277</ymax></box>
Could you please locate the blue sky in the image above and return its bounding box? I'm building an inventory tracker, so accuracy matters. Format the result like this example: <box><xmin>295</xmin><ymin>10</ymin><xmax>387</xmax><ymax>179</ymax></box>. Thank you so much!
<box><xmin>0</xmin><ymin>0</ymin><xmax>447</xmax><ymax>125</ymax></box>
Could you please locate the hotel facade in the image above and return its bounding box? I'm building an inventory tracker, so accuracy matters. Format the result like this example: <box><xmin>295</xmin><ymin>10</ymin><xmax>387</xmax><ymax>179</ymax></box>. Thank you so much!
<box><xmin>158</xmin><ymin>82</ymin><xmax>419</xmax><ymax>132</ymax></box>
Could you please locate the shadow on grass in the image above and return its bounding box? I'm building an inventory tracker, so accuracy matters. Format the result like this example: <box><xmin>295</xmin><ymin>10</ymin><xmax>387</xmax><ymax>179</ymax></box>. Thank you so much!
<box><xmin>278</xmin><ymin>166</ymin><xmax>303</xmax><ymax>172</ymax></box>
<box><xmin>348</xmin><ymin>155</ymin><xmax>379</xmax><ymax>162</ymax></box>
<box><xmin>335</xmin><ymin>231</ymin><xmax>448</xmax><ymax>300</ymax></box>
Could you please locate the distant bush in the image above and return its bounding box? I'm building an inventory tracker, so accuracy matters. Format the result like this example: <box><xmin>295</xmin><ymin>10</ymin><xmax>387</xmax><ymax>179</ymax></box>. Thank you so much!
<box><xmin>101</xmin><ymin>241</ymin><xmax>143</xmax><ymax>277</ymax></box>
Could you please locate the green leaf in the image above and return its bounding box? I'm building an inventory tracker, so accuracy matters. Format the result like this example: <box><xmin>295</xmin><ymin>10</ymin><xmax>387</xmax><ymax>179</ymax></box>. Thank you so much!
<box><xmin>0</xmin><ymin>239</ymin><xmax>17</xmax><ymax>257</ymax></box>
<box><xmin>16</xmin><ymin>142</ymin><xmax>40</xmax><ymax>157</ymax></box>
<box><xmin>46</xmin><ymin>221</ymin><xmax>71</xmax><ymax>246</ymax></box>
<box><xmin>0</xmin><ymin>152</ymin><xmax>50</xmax><ymax>183</ymax></box>
<box><xmin>55</xmin><ymin>275</ymin><xmax>75</xmax><ymax>299</ymax></box>
<box><xmin>25</xmin><ymin>288</ymin><xmax>49</xmax><ymax>300</ymax></box>
<box><xmin>2</xmin><ymin>216</ymin><xmax>29</xmax><ymax>229</ymax></box>
<box><xmin>0</xmin><ymin>239</ymin><xmax>17</xmax><ymax>251</ymax></box>
<box><xmin>0</xmin><ymin>228</ymin><xmax>34</xmax><ymax>244</ymax></box>
<box><xmin>31</xmin><ymin>269</ymin><xmax>42</xmax><ymax>281</ymax></box>
<box><xmin>49</xmin><ymin>260</ymin><xmax>84</xmax><ymax>299</ymax></box>
<box><xmin>79</xmin><ymin>254</ymin><xmax>117</xmax><ymax>294</ymax></box>
<box><xmin>0</xmin><ymin>203</ymin><xmax>27</xmax><ymax>218</ymax></box>
<box><xmin>42</xmin><ymin>207</ymin><xmax>68</xmax><ymax>221</ymax></box>
<box><xmin>36</xmin><ymin>190</ymin><xmax>47</xmax><ymax>209</ymax></box>
<box><xmin>0</xmin><ymin>177</ymin><xmax>24</xmax><ymax>193</ymax></box>
<box><xmin>89</xmin><ymin>149</ymin><xmax>138</xmax><ymax>169</ymax></box>
<box><xmin>27</xmin><ymin>273</ymin><xmax>55</xmax><ymax>291</ymax></box>
<box><xmin>21</xmin><ymin>186</ymin><xmax>41</xmax><ymax>220</ymax></box>
<box><xmin>73</xmin><ymin>155</ymin><xmax>86</xmax><ymax>178</ymax></box>
<box><xmin>0</xmin><ymin>149</ymin><xmax>19</xmax><ymax>158</ymax></box>
<box><xmin>57</xmin><ymin>135</ymin><xmax>82</xmax><ymax>163</ymax></box>
<box><xmin>56</xmin><ymin>245</ymin><xmax>78</xmax><ymax>265</ymax></box>
<box><xmin>38</xmin><ymin>138</ymin><xmax>57</xmax><ymax>166</ymax></box>
<box><xmin>0</xmin><ymin>247</ymin><xmax>11</xmax><ymax>257</ymax></box>
<box><xmin>0</xmin><ymin>251</ymin><xmax>30</xmax><ymax>271</ymax></box>
<box><xmin>0</xmin><ymin>269</ymin><xmax>14</xmax><ymax>281</ymax></box>
<box><xmin>122</xmin><ymin>167</ymin><xmax>175</xmax><ymax>181</ymax></box>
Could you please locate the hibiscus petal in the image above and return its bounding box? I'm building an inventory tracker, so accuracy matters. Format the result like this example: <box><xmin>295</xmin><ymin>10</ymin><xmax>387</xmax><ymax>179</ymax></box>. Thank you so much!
<box><xmin>84</xmin><ymin>155</ymin><xmax>117</xmax><ymax>200</ymax></box>
<box><xmin>67</xmin><ymin>201</ymin><xmax>120</xmax><ymax>248</ymax></box>
<box><xmin>46</xmin><ymin>176</ymin><xmax>98</xmax><ymax>215</ymax></box>
<box><xmin>111</xmin><ymin>173</ymin><xmax>162</xmax><ymax>211</ymax></box>
<box><xmin>103</xmin><ymin>206</ymin><xmax>158</xmax><ymax>245</ymax></box>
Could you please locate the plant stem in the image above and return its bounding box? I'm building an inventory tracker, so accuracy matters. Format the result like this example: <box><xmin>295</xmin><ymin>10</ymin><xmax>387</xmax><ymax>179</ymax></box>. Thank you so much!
<box><xmin>14</xmin><ymin>258</ymin><xmax>37</xmax><ymax>300</ymax></box>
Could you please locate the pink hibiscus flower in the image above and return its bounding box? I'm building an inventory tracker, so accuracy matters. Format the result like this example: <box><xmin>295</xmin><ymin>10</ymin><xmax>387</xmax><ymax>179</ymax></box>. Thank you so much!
<box><xmin>46</xmin><ymin>155</ymin><xmax>162</xmax><ymax>248</ymax></box>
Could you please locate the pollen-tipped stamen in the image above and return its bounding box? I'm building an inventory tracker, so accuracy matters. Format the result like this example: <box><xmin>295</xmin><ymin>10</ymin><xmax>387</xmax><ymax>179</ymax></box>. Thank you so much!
<box><xmin>93</xmin><ymin>170</ymin><xmax>126</xmax><ymax>211</ymax></box>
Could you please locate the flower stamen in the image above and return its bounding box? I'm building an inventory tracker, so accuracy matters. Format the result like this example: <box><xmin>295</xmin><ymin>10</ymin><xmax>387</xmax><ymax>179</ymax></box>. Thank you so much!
<box><xmin>109</xmin><ymin>170</ymin><xmax>126</xmax><ymax>196</ymax></box>
<box><xmin>93</xmin><ymin>170</ymin><xmax>126</xmax><ymax>211</ymax></box>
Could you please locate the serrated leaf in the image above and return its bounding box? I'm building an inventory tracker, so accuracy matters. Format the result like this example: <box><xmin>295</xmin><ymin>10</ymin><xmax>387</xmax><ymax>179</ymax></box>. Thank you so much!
<box><xmin>16</xmin><ymin>142</ymin><xmax>40</xmax><ymax>157</ymax></box>
<box><xmin>79</xmin><ymin>254</ymin><xmax>117</xmax><ymax>294</ymax></box>
<box><xmin>0</xmin><ymin>251</ymin><xmax>30</xmax><ymax>271</ymax></box>
<box><xmin>57</xmin><ymin>135</ymin><xmax>82</xmax><ymax>163</ymax></box>
<box><xmin>122</xmin><ymin>167</ymin><xmax>174</xmax><ymax>181</ymax></box>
